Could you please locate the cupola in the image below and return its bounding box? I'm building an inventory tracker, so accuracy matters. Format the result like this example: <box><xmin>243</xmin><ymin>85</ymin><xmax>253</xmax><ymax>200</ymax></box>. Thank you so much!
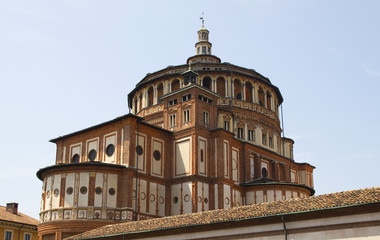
<box><xmin>195</xmin><ymin>18</ymin><xmax>212</xmax><ymax>55</ymax></box>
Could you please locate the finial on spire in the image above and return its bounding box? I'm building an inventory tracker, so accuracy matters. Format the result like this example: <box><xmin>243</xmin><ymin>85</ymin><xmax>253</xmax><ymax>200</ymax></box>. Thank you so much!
<box><xmin>200</xmin><ymin>12</ymin><xmax>204</xmax><ymax>27</ymax></box>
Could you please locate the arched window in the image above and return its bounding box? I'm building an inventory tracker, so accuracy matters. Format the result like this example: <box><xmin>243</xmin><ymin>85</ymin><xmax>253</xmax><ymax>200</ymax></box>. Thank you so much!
<box><xmin>245</xmin><ymin>82</ymin><xmax>253</xmax><ymax>103</ymax></box>
<box><xmin>147</xmin><ymin>86</ymin><xmax>153</xmax><ymax>107</ymax></box>
<box><xmin>202</xmin><ymin>77</ymin><xmax>211</xmax><ymax>90</ymax></box>
<box><xmin>157</xmin><ymin>82</ymin><xmax>163</xmax><ymax>103</ymax></box>
<box><xmin>216</xmin><ymin>77</ymin><xmax>225</xmax><ymax>96</ymax></box>
<box><xmin>134</xmin><ymin>98</ymin><xmax>138</xmax><ymax>113</ymax></box>
<box><xmin>261</xmin><ymin>168</ymin><xmax>268</xmax><ymax>178</ymax></box>
<box><xmin>234</xmin><ymin>79</ymin><xmax>242</xmax><ymax>100</ymax></box>
<box><xmin>267</xmin><ymin>92</ymin><xmax>272</xmax><ymax>110</ymax></box>
<box><xmin>258</xmin><ymin>87</ymin><xmax>264</xmax><ymax>106</ymax></box>
<box><xmin>171</xmin><ymin>79</ymin><xmax>180</xmax><ymax>92</ymax></box>
<box><xmin>138</xmin><ymin>94</ymin><xmax>142</xmax><ymax>111</ymax></box>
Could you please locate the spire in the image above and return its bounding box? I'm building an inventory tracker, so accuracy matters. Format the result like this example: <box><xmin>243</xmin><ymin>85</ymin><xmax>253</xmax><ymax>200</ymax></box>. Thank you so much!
<box><xmin>195</xmin><ymin>13</ymin><xmax>212</xmax><ymax>55</ymax></box>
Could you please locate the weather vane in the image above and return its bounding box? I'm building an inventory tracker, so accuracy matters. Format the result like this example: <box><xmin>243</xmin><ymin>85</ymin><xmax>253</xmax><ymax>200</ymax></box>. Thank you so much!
<box><xmin>200</xmin><ymin>12</ymin><xmax>204</xmax><ymax>27</ymax></box>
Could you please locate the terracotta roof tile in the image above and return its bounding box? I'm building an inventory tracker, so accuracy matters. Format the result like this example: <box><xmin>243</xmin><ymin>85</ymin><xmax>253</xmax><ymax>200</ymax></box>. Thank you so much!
<box><xmin>0</xmin><ymin>206</ymin><xmax>38</xmax><ymax>226</ymax></box>
<box><xmin>66</xmin><ymin>187</ymin><xmax>380</xmax><ymax>240</ymax></box>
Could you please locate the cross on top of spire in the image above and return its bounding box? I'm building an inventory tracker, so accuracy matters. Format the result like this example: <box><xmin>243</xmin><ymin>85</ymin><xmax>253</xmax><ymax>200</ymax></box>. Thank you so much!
<box><xmin>200</xmin><ymin>12</ymin><xmax>204</xmax><ymax>27</ymax></box>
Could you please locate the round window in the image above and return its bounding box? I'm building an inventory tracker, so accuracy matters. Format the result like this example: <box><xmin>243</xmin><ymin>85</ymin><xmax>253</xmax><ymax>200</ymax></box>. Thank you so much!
<box><xmin>54</xmin><ymin>188</ymin><xmax>59</xmax><ymax>197</ymax></box>
<box><xmin>46</xmin><ymin>190</ymin><xmax>50</xmax><ymax>198</ymax></box>
<box><xmin>136</xmin><ymin>145</ymin><xmax>143</xmax><ymax>155</ymax></box>
<box><xmin>80</xmin><ymin>186</ymin><xmax>87</xmax><ymax>194</ymax></box>
<box><xmin>204</xmin><ymin>198</ymin><xmax>209</xmax><ymax>204</ymax></box>
<box><xmin>66</xmin><ymin>187</ymin><xmax>73</xmax><ymax>195</ymax></box>
<box><xmin>106</xmin><ymin>144</ymin><xmax>115</xmax><ymax>157</ymax></box>
<box><xmin>173</xmin><ymin>196</ymin><xmax>179</xmax><ymax>204</ymax></box>
<box><xmin>153</xmin><ymin>150</ymin><xmax>161</xmax><ymax>161</ymax></box>
<box><xmin>95</xmin><ymin>187</ymin><xmax>102</xmax><ymax>195</ymax></box>
<box><xmin>71</xmin><ymin>154</ymin><xmax>80</xmax><ymax>163</ymax></box>
<box><xmin>88</xmin><ymin>149</ymin><xmax>97</xmax><ymax>161</ymax></box>
<box><xmin>109</xmin><ymin>188</ymin><xmax>116</xmax><ymax>196</ymax></box>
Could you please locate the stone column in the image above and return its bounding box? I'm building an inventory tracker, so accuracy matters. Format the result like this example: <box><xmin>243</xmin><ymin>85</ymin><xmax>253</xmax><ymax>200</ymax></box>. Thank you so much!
<box><xmin>137</xmin><ymin>95</ymin><xmax>141</xmax><ymax>112</ymax></box>
<box><xmin>242</xmin><ymin>82</ymin><xmax>246</xmax><ymax>100</ymax></box>
<box><xmin>153</xmin><ymin>85</ymin><xmax>157</xmax><ymax>105</ymax></box>
<box><xmin>231</xmin><ymin>79</ymin><xmax>234</xmax><ymax>97</ymax></box>
<box><xmin>244</xmin><ymin>122</ymin><xmax>248</xmax><ymax>141</ymax></box>
<box><xmin>255</xmin><ymin>126</ymin><xmax>261</xmax><ymax>145</ymax></box>
<box><xmin>224</xmin><ymin>78</ymin><xmax>228</xmax><ymax>97</ymax></box>
<box><xmin>252</xmin><ymin>86</ymin><xmax>256</xmax><ymax>103</ymax></box>
<box><xmin>263</xmin><ymin>91</ymin><xmax>267</xmax><ymax>108</ymax></box>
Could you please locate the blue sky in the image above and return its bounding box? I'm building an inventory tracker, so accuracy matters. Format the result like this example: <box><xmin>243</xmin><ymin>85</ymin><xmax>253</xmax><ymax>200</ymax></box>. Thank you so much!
<box><xmin>1</xmin><ymin>0</ymin><xmax>379</xmax><ymax>219</ymax></box>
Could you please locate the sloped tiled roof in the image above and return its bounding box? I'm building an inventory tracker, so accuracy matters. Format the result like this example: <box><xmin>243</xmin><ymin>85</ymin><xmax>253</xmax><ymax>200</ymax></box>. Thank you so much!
<box><xmin>0</xmin><ymin>206</ymin><xmax>38</xmax><ymax>226</ymax></box>
<box><xmin>66</xmin><ymin>187</ymin><xmax>380</xmax><ymax>240</ymax></box>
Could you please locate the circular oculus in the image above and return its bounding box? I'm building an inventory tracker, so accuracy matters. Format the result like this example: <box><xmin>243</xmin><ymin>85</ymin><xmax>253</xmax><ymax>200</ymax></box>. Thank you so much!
<box><xmin>106</xmin><ymin>144</ymin><xmax>115</xmax><ymax>157</ymax></box>
<box><xmin>88</xmin><ymin>149</ymin><xmax>97</xmax><ymax>161</ymax></box>
<box><xmin>136</xmin><ymin>145</ymin><xmax>143</xmax><ymax>155</ymax></box>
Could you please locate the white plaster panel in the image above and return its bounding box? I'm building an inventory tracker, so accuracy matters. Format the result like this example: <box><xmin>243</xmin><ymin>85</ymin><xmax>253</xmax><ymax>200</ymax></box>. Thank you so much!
<box><xmin>171</xmin><ymin>184</ymin><xmax>181</xmax><ymax>215</ymax></box>
<box><xmin>198</xmin><ymin>137</ymin><xmax>207</xmax><ymax>176</ymax></box>
<box><xmin>197</xmin><ymin>182</ymin><xmax>202</xmax><ymax>212</ymax></box>
<box><xmin>149</xmin><ymin>182</ymin><xmax>157</xmax><ymax>215</ymax></box>
<box><xmin>135</xmin><ymin>133</ymin><xmax>146</xmax><ymax>173</ymax></box>
<box><xmin>104</xmin><ymin>132</ymin><xmax>117</xmax><ymax>163</ymax></box>
<box><xmin>94</xmin><ymin>173</ymin><xmax>103</xmax><ymax>207</ymax></box>
<box><xmin>151</xmin><ymin>138</ymin><xmax>164</xmax><ymax>177</ymax></box>
<box><xmin>232</xmin><ymin>148</ymin><xmax>238</xmax><ymax>182</ymax></box>
<box><xmin>62</xmin><ymin>146</ymin><xmax>66</xmax><ymax>163</ymax></box>
<box><xmin>64</xmin><ymin>173</ymin><xmax>75</xmax><ymax>208</ymax></box>
<box><xmin>157</xmin><ymin>184</ymin><xmax>165</xmax><ymax>216</ymax></box>
<box><xmin>256</xmin><ymin>191</ymin><xmax>263</xmax><ymax>204</ymax></box>
<box><xmin>233</xmin><ymin>189</ymin><xmax>242</xmax><ymax>207</ymax></box>
<box><xmin>132</xmin><ymin>178</ymin><xmax>137</xmax><ymax>211</ymax></box>
<box><xmin>250</xmin><ymin>157</ymin><xmax>255</xmax><ymax>180</ymax></box>
<box><xmin>291</xmin><ymin>170</ymin><xmax>296</xmax><ymax>182</ymax></box>
<box><xmin>293</xmin><ymin>191</ymin><xmax>299</xmax><ymax>199</ymax></box>
<box><xmin>223</xmin><ymin>184</ymin><xmax>231</xmax><ymax>209</ymax></box>
<box><xmin>139</xmin><ymin>179</ymin><xmax>147</xmax><ymax>213</ymax></box>
<box><xmin>267</xmin><ymin>190</ymin><xmax>274</xmax><ymax>202</ymax></box>
<box><xmin>86</xmin><ymin>138</ymin><xmax>99</xmax><ymax>162</ymax></box>
<box><xmin>246</xmin><ymin>191</ymin><xmax>254</xmax><ymax>205</ymax></box>
<box><xmin>175</xmin><ymin>137</ymin><xmax>191</xmax><ymax>177</ymax></box>
<box><xmin>51</xmin><ymin>174</ymin><xmax>61</xmax><ymax>209</ymax></box>
<box><xmin>107</xmin><ymin>174</ymin><xmax>118</xmax><ymax>208</ymax></box>
<box><xmin>182</xmin><ymin>182</ymin><xmax>192</xmax><ymax>214</ymax></box>
<box><xmin>40</xmin><ymin>180</ymin><xmax>46</xmax><ymax>212</ymax></box>
<box><xmin>78</xmin><ymin>172</ymin><xmax>89</xmax><ymax>207</ymax></box>
<box><xmin>299</xmin><ymin>170</ymin><xmax>306</xmax><ymax>184</ymax></box>
<box><xmin>223</xmin><ymin>140</ymin><xmax>229</xmax><ymax>178</ymax></box>
<box><xmin>285</xmin><ymin>190</ymin><xmax>292</xmax><ymax>200</ymax></box>
<box><xmin>45</xmin><ymin>176</ymin><xmax>52</xmax><ymax>210</ymax></box>
<box><xmin>203</xmin><ymin>183</ymin><xmax>209</xmax><ymax>211</ymax></box>
<box><xmin>275</xmin><ymin>190</ymin><xmax>283</xmax><ymax>201</ymax></box>
<box><xmin>70</xmin><ymin>143</ymin><xmax>82</xmax><ymax>162</ymax></box>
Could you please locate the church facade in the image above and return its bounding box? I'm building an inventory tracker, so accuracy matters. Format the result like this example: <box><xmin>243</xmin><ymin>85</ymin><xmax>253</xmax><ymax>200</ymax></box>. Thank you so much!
<box><xmin>36</xmin><ymin>24</ymin><xmax>315</xmax><ymax>240</ymax></box>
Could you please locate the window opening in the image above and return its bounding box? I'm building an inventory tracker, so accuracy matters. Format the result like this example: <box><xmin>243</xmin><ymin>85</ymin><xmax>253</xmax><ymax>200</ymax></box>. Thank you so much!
<box><xmin>203</xmin><ymin>111</ymin><xmax>209</xmax><ymax>125</ymax></box>
<box><xmin>183</xmin><ymin>109</ymin><xmax>190</xmax><ymax>123</ymax></box>
<box><xmin>224</xmin><ymin>121</ymin><xmax>230</xmax><ymax>131</ymax></box>
<box><xmin>237</xmin><ymin>128</ymin><xmax>244</xmax><ymax>139</ymax></box>
<box><xmin>169</xmin><ymin>114</ymin><xmax>176</xmax><ymax>127</ymax></box>
<box><xmin>248</xmin><ymin>130</ymin><xmax>254</xmax><ymax>141</ymax></box>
